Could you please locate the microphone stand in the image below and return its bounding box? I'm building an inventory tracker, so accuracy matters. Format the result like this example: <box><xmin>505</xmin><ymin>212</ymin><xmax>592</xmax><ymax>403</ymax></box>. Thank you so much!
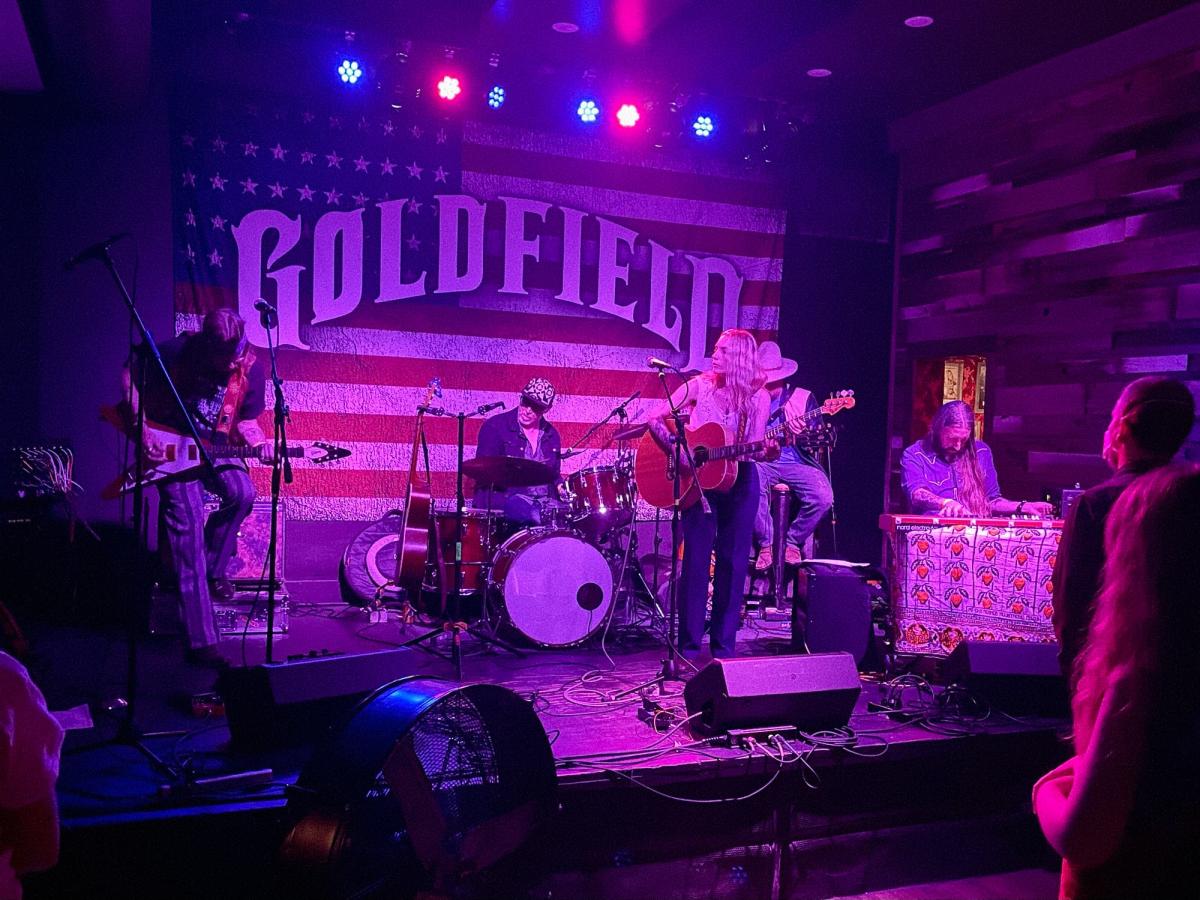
<box><xmin>261</xmin><ymin>308</ymin><xmax>291</xmax><ymax>665</ymax></box>
<box><xmin>562</xmin><ymin>390</ymin><xmax>642</xmax><ymax>456</ymax></box>
<box><xmin>615</xmin><ymin>368</ymin><xmax>708</xmax><ymax>699</ymax></box>
<box><xmin>399</xmin><ymin>401</ymin><xmax>522</xmax><ymax>680</ymax></box>
<box><xmin>69</xmin><ymin>245</ymin><xmax>215</xmax><ymax>782</ymax></box>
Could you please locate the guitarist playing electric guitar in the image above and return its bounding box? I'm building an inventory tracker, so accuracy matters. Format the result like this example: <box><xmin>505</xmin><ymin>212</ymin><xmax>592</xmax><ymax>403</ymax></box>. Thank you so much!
<box><xmin>119</xmin><ymin>309</ymin><xmax>268</xmax><ymax>667</ymax></box>
<box><xmin>644</xmin><ymin>329</ymin><xmax>778</xmax><ymax>661</ymax></box>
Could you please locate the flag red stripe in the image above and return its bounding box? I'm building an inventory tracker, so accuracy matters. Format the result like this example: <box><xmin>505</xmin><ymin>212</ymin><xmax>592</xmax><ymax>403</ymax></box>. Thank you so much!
<box><xmin>463</xmin><ymin>142</ymin><xmax>782</xmax><ymax>209</ymax></box>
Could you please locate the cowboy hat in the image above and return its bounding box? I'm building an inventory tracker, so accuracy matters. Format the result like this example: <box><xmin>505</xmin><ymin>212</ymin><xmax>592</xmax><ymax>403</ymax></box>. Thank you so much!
<box><xmin>757</xmin><ymin>341</ymin><xmax>798</xmax><ymax>383</ymax></box>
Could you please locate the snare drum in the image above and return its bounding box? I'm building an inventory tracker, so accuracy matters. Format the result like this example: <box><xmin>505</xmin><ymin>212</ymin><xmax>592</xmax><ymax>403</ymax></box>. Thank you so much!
<box><xmin>566</xmin><ymin>466</ymin><xmax>634</xmax><ymax>539</ymax></box>
<box><xmin>489</xmin><ymin>529</ymin><xmax>614</xmax><ymax>648</ymax></box>
<box><xmin>424</xmin><ymin>509</ymin><xmax>496</xmax><ymax>595</ymax></box>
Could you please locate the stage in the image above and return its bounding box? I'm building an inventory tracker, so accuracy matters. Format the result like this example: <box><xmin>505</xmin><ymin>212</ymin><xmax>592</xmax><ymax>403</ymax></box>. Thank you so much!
<box><xmin>22</xmin><ymin>585</ymin><xmax>1068</xmax><ymax>899</ymax></box>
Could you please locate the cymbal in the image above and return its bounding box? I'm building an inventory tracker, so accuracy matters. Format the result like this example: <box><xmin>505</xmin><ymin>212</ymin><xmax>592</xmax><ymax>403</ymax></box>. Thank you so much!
<box><xmin>612</xmin><ymin>421</ymin><xmax>648</xmax><ymax>442</ymax></box>
<box><xmin>463</xmin><ymin>455</ymin><xmax>554</xmax><ymax>488</ymax></box>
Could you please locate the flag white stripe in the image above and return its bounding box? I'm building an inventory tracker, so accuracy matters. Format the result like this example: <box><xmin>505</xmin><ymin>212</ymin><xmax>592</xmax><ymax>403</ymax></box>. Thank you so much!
<box><xmin>301</xmin><ymin>441</ymin><xmax>626</xmax><ymax>473</ymax></box>
<box><xmin>462</xmin><ymin>171</ymin><xmax>787</xmax><ymax>237</ymax></box>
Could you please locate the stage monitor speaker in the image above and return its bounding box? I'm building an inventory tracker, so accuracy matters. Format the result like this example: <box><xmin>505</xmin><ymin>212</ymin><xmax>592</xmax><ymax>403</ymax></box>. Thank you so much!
<box><xmin>216</xmin><ymin>648</ymin><xmax>414</xmax><ymax>747</ymax></box>
<box><xmin>943</xmin><ymin>640</ymin><xmax>1068</xmax><ymax>716</ymax></box>
<box><xmin>795</xmin><ymin>562</ymin><xmax>885</xmax><ymax>668</ymax></box>
<box><xmin>683</xmin><ymin>652</ymin><xmax>861</xmax><ymax>736</ymax></box>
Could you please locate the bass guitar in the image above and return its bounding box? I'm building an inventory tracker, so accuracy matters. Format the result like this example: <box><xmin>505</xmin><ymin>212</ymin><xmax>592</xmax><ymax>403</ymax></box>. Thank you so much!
<box><xmin>98</xmin><ymin>411</ymin><xmax>350</xmax><ymax>500</ymax></box>
<box><xmin>634</xmin><ymin>391</ymin><xmax>854</xmax><ymax>511</ymax></box>
<box><xmin>394</xmin><ymin>379</ymin><xmax>441</xmax><ymax>597</ymax></box>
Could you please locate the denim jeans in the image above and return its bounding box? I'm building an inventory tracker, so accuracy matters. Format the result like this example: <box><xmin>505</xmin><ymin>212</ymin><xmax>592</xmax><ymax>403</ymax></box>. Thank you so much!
<box><xmin>753</xmin><ymin>459</ymin><xmax>833</xmax><ymax>551</ymax></box>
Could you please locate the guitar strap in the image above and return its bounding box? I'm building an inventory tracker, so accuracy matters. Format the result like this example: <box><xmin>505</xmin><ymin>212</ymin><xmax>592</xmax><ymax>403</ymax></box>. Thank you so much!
<box><xmin>215</xmin><ymin>338</ymin><xmax>256</xmax><ymax>440</ymax></box>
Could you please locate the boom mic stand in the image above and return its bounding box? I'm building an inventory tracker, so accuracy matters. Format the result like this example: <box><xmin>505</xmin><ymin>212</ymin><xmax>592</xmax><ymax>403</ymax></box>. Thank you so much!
<box><xmin>615</xmin><ymin>366</ymin><xmax>708</xmax><ymax>699</ymax></box>
<box><xmin>398</xmin><ymin>401</ymin><xmax>523</xmax><ymax>681</ymax></box>
<box><xmin>68</xmin><ymin>241</ymin><xmax>215</xmax><ymax>781</ymax></box>
<box><xmin>259</xmin><ymin>303</ymin><xmax>291</xmax><ymax>665</ymax></box>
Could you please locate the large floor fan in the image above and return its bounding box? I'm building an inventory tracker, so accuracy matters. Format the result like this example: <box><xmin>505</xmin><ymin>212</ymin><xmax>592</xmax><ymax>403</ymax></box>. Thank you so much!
<box><xmin>276</xmin><ymin>677</ymin><xmax>558</xmax><ymax>898</ymax></box>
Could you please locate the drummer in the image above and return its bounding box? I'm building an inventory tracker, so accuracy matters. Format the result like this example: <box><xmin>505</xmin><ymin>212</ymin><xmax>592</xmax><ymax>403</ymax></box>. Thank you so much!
<box><xmin>473</xmin><ymin>377</ymin><xmax>566</xmax><ymax>526</ymax></box>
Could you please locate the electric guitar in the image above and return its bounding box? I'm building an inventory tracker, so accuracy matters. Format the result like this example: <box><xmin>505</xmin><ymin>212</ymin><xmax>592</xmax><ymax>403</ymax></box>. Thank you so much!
<box><xmin>99</xmin><ymin>408</ymin><xmax>350</xmax><ymax>499</ymax></box>
<box><xmin>634</xmin><ymin>391</ymin><xmax>854</xmax><ymax>511</ymax></box>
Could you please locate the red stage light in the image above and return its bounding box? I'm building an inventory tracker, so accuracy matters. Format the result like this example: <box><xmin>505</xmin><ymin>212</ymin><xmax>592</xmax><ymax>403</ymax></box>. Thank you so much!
<box><xmin>616</xmin><ymin>103</ymin><xmax>640</xmax><ymax>128</ymax></box>
<box><xmin>436</xmin><ymin>75</ymin><xmax>463</xmax><ymax>100</ymax></box>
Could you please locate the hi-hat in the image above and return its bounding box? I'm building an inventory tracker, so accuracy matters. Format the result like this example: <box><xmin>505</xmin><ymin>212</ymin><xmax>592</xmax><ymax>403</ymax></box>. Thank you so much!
<box><xmin>463</xmin><ymin>455</ymin><xmax>554</xmax><ymax>488</ymax></box>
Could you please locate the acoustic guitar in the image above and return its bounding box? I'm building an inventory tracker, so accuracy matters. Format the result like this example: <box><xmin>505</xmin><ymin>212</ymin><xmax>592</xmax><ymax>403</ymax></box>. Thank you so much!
<box><xmin>634</xmin><ymin>391</ymin><xmax>854</xmax><ymax>511</ymax></box>
<box><xmin>394</xmin><ymin>379</ymin><xmax>441</xmax><ymax>596</ymax></box>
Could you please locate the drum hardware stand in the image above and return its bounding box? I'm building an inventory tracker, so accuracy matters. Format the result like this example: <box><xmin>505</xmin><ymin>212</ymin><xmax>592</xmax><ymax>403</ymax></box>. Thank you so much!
<box><xmin>398</xmin><ymin>401</ymin><xmax>523</xmax><ymax>681</ymax></box>
<box><xmin>65</xmin><ymin>238</ymin><xmax>215</xmax><ymax>784</ymax></box>
<box><xmin>615</xmin><ymin>367</ymin><xmax>708</xmax><ymax>699</ymax></box>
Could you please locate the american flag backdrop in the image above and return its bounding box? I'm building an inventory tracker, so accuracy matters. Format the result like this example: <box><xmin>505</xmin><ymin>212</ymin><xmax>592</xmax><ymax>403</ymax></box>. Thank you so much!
<box><xmin>171</xmin><ymin>92</ymin><xmax>787</xmax><ymax>522</ymax></box>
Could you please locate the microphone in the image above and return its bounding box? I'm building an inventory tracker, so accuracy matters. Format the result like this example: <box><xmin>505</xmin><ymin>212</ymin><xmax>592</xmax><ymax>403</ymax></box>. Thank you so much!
<box><xmin>477</xmin><ymin>400</ymin><xmax>506</xmax><ymax>415</ymax></box>
<box><xmin>253</xmin><ymin>298</ymin><xmax>278</xmax><ymax>328</ymax></box>
<box><xmin>64</xmin><ymin>232</ymin><xmax>130</xmax><ymax>270</ymax></box>
<box><xmin>647</xmin><ymin>357</ymin><xmax>674</xmax><ymax>370</ymax></box>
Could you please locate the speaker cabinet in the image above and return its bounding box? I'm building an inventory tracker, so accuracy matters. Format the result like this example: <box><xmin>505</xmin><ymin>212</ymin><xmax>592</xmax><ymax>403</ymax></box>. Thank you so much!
<box><xmin>795</xmin><ymin>562</ymin><xmax>886</xmax><ymax>667</ymax></box>
<box><xmin>943</xmin><ymin>640</ymin><xmax>1068</xmax><ymax>716</ymax></box>
<box><xmin>683</xmin><ymin>652</ymin><xmax>861</xmax><ymax>735</ymax></box>
<box><xmin>216</xmin><ymin>649</ymin><xmax>416</xmax><ymax>747</ymax></box>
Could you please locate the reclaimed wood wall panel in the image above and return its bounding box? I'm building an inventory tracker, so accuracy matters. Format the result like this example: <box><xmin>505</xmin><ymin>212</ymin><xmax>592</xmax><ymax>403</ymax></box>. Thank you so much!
<box><xmin>887</xmin><ymin>44</ymin><xmax>1200</xmax><ymax>510</ymax></box>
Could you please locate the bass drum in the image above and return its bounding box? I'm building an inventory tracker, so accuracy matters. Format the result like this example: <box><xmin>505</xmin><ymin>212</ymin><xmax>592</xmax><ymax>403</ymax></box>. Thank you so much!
<box><xmin>339</xmin><ymin>511</ymin><xmax>403</xmax><ymax>607</ymax></box>
<box><xmin>489</xmin><ymin>529</ymin><xmax>614</xmax><ymax>648</ymax></box>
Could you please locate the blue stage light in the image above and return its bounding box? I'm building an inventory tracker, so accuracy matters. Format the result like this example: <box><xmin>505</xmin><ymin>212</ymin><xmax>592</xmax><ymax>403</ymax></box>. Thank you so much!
<box><xmin>337</xmin><ymin>59</ymin><xmax>362</xmax><ymax>85</ymax></box>
<box><xmin>692</xmin><ymin>115</ymin><xmax>714</xmax><ymax>138</ymax></box>
<box><xmin>488</xmin><ymin>85</ymin><xmax>506</xmax><ymax>108</ymax></box>
<box><xmin>577</xmin><ymin>99</ymin><xmax>600</xmax><ymax>124</ymax></box>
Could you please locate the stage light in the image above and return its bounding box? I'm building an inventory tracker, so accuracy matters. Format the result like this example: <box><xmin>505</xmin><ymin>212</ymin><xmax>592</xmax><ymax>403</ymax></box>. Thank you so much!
<box><xmin>905</xmin><ymin>15</ymin><xmax>934</xmax><ymax>28</ymax></box>
<box><xmin>337</xmin><ymin>59</ymin><xmax>362</xmax><ymax>85</ymax></box>
<box><xmin>692</xmin><ymin>115</ymin><xmax>714</xmax><ymax>138</ymax></box>
<box><xmin>806</xmin><ymin>68</ymin><xmax>832</xmax><ymax>78</ymax></box>
<box><xmin>437</xmin><ymin>75</ymin><xmax>463</xmax><ymax>100</ymax></box>
<box><xmin>487</xmin><ymin>85</ymin><xmax>506</xmax><ymax>108</ymax></box>
<box><xmin>577</xmin><ymin>99</ymin><xmax>600</xmax><ymax>123</ymax></box>
<box><xmin>616</xmin><ymin>103</ymin><xmax>640</xmax><ymax>128</ymax></box>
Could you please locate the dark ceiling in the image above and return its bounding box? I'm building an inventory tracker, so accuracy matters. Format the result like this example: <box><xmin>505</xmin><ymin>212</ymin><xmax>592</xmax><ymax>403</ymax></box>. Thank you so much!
<box><xmin>14</xmin><ymin>0</ymin><xmax>1199</xmax><ymax>153</ymax></box>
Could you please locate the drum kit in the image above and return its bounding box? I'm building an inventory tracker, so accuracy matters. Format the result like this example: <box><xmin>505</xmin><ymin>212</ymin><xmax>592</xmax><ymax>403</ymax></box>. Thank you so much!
<box><xmin>418</xmin><ymin>426</ymin><xmax>656</xmax><ymax>651</ymax></box>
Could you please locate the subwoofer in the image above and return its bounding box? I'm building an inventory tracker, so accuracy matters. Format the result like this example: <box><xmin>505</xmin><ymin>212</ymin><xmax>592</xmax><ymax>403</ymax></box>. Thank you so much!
<box><xmin>683</xmin><ymin>652</ymin><xmax>861</xmax><ymax>736</ymax></box>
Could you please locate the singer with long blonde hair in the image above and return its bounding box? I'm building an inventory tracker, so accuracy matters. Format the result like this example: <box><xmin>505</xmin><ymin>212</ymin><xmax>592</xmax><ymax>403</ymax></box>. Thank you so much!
<box><xmin>650</xmin><ymin>329</ymin><xmax>776</xmax><ymax>659</ymax></box>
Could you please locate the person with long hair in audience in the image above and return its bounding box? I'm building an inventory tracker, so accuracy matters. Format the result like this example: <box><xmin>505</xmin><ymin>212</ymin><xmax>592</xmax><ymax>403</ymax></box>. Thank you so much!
<box><xmin>649</xmin><ymin>329</ymin><xmax>776</xmax><ymax>659</ymax></box>
<box><xmin>1033</xmin><ymin>463</ymin><xmax>1200</xmax><ymax>899</ymax></box>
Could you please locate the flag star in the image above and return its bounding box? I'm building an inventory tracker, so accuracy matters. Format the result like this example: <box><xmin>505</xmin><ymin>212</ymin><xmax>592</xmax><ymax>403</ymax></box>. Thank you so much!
<box><xmin>324</xmin><ymin>187</ymin><xmax>342</xmax><ymax>205</ymax></box>
<box><xmin>436</xmin><ymin>128</ymin><xmax>447</xmax><ymax>144</ymax></box>
<box><xmin>379</xmin><ymin>157</ymin><xmax>396</xmax><ymax>175</ymax></box>
<box><xmin>184</xmin><ymin>208</ymin><xmax>196</xmax><ymax>226</ymax></box>
<box><xmin>271</xmin><ymin>143</ymin><xmax>287</xmax><ymax>161</ymax></box>
<box><xmin>240</xmin><ymin>177</ymin><xmax>258</xmax><ymax>195</ymax></box>
<box><xmin>209</xmin><ymin>172</ymin><xmax>227</xmax><ymax>191</ymax></box>
<box><xmin>326</xmin><ymin>150</ymin><xmax>343</xmax><ymax>169</ymax></box>
<box><xmin>354</xmin><ymin>155</ymin><xmax>370</xmax><ymax>173</ymax></box>
<box><xmin>352</xmin><ymin>192</ymin><xmax>369</xmax><ymax>207</ymax></box>
<box><xmin>210</xmin><ymin>214</ymin><xmax>228</xmax><ymax>231</ymax></box>
<box><xmin>268</xmin><ymin>181</ymin><xmax>287</xmax><ymax>198</ymax></box>
<box><xmin>433</xmin><ymin>165</ymin><xmax>448</xmax><ymax>183</ymax></box>
<box><xmin>406</xmin><ymin>197</ymin><xmax>423</xmax><ymax>214</ymax></box>
<box><xmin>298</xmin><ymin>184</ymin><xmax>315</xmax><ymax>201</ymax></box>
<box><xmin>406</xmin><ymin>234</ymin><xmax>421</xmax><ymax>251</ymax></box>
<box><xmin>328</xmin><ymin>116</ymin><xmax>342</xmax><ymax>130</ymax></box>
<box><xmin>208</xmin><ymin>249</ymin><xmax>223</xmax><ymax>267</ymax></box>
<box><xmin>181</xmin><ymin>133</ymin><xmax>195</xmax><ymax>148</ymax></box>
<box><xmin>242</xmin><ymin>141</ymin><xmax>259</xmax><ymax>157</ymax></box>
<box><xmin>406</xmin><ymin>160</ymin><xmax>423</xmax><ymax>179</ymax></box>
<box><xmin>211</xmin><ymin>136</ymin><xmax>227</xmax><ymax>153</ymax></box>
<box><xmin>300</xmin><ymin>150</ymin><xmax>316</xmax><ymax>165</ymax></box>
<box><xmin>382</xmin><ymin>120</ymin><xmax>395</xmax><ymax>136</ymax></box>
<box><xmin>184</xmin><ymin>245</ymin><xmax>196</xmax><ymax>261</ymax></box>
<box><xmin>358</xmin><ymin>116</ymin><xmax>371</xmax><ymax>132</ymax></box>
<box><xmin>410</xmin><ymin>125</ymin><xmax>423</xmax><ymax>139</ymax></box>
<box><xmin>182</xmin><ymin>169</ymin><xmax>196</xmax><ymax>187</ymax></box>
<box><xmin>302</xmin><ymin>110</ymin><xmax>315</xmax><ymax>124</ymax></box>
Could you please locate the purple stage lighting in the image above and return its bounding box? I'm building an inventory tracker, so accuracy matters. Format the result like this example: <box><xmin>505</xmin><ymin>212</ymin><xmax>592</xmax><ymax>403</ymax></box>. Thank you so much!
<box><xmin>337</xmin><ymin>59</ymin><xmax>363</xmax><ymax>85</ymax></box>
<box><xmin>692</xmin><ymin>115</ymin><xmax>714</xmax><ymax>138</ymax></box>
<box><xmin>488</xmin><ymin>85</ymin><xmax>506</xmax><ymax>108</ymax></box>
<box><xmin>577</xmin><ymin>99</ymin><xmax>600</xmax><ymax>123</ymax></box>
